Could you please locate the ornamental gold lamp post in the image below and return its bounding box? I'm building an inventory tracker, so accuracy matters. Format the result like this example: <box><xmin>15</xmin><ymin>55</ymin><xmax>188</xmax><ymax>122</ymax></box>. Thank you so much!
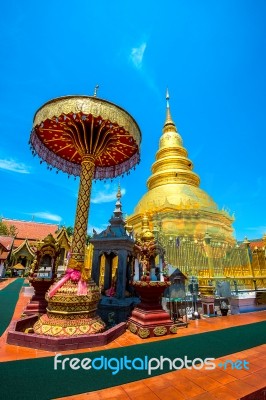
<box><xmin>29</xmin><ymin>93</ymin><xmax>141</xmax><ymax>337</ymax></box>
<box><xmin>127</xmin><ymin>215</ymin><xmax>180</xmax><ymax>339</ymax></box>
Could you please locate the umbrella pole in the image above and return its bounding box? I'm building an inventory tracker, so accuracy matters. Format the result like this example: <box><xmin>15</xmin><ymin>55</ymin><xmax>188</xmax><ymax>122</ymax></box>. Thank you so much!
<box><xmin>69</xmin><ymin>155</ymin><xmax>95</xmax><ymax>273</ymax></box>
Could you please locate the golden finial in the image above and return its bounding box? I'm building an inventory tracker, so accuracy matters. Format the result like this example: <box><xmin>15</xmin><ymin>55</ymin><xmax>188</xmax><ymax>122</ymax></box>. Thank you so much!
<box><xmin>93</xmin><ymin>84</ymin><xmax>99</xmax><ymax>97</ymax></box>
<box><xmin>164</xmin><ymin>88</ymin><xmax>177</xmax><ymax>132</ymax></box>
<box><xmin>166</xmin><ymin>88</ymin><xmax>170</xmax><ymax>108</ymax></box>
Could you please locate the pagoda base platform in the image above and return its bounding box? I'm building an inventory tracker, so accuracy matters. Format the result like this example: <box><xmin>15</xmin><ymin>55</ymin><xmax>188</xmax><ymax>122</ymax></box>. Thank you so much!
<box><xmin>7</xmin><ymin>315</ymin><xmax>126</xmax><ymax>351</ymax></box>
<box><xmin>127</xmin><ymin>281</ymin><xmax>180</xmax><ymax>339</ymax></box>
<box><xmin>128</xmin><ymin>308</ymin><xmax>180</xmax><ymax>338</ymax></box>
<box><xmin>230</xmin><ymin>294</ymin><xmax>266</xmax><ymax>314</ymax></box>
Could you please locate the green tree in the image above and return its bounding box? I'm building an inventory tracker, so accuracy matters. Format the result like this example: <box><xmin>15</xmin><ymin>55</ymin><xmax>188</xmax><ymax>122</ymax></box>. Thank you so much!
<box><xmin>0</xmin><ymin>221</ymin><xmax>9</xmax><ymax>235</ymax></box>
<box><xmin>8</xmin><ymin>225</ymin><xmax>18</xmax><ymax>237</ymax></box>
<box><xmin>66</xmin><ymin>226</ymin><xmax>74</xmax><ymax>237</ymax></box>
<box><xmin>0</xmin><ymin>220</ymin><xmax>17</xmax><ymax>237</ymax></box>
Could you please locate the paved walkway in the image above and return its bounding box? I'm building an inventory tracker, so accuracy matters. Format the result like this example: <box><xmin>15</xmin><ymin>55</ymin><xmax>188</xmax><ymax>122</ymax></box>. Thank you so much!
<box><xmin>0</xmin><ymin>279</ymin><xmax>265</xmax><ymax>400</ymax></box>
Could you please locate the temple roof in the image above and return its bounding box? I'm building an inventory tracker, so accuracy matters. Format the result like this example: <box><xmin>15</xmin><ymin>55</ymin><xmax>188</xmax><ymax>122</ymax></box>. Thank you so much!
<box><xmin>12</xmin><ymin>238</ymin><xmax>36</xmax><ymax>257</ymax></box>
<box><xmin>0</xmin><ymin>251</ymin><xmax>10</xmax><ymax>261</ymax></box>
<box><xmin>0</xmin><ymin>236</ymin><xmax>14</xmax><ymax>261</ymax></box>
<box><xmin>249</xmin><ymin>239</ymin><xmax>264</xmax><ymax>250</ymax></box>
<box><xmin>56</xmin><ymin>226</ymin><xmax>71</xmax><ymax>243</ymax></box>
<box><xmin>0</xmin><ymin>235</ymin><xmax>14</xmax><ymax>251</ymax></box>
<box><xmin>2</xmin><ymin>218</ymin><xmax>59</xmax><ymax>248</ymax></box>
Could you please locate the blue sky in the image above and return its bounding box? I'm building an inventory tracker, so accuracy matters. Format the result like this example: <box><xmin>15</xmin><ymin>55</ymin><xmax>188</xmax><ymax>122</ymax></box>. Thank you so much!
<box><xmin>0</xmin><ymin>0</ymin><xmax>265</xmax><ymax>240</ymax></box>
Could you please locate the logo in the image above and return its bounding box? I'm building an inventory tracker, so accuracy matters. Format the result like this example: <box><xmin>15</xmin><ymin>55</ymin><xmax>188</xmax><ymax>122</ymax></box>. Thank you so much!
<box><xmin>217</xmin><ymin>359</ymin><xmax>249</xmax><ymax>370</ymax></box>
<box><xmin>54</xmin><ymin>354</ymin><xmax>216</xmax><ymax>375</ymax></box>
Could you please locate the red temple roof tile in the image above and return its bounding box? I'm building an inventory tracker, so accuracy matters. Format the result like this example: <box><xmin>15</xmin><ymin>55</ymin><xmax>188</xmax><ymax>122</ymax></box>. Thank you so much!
<box><xmin>0</xmin><ymin>235</ymin><xmax>14</xmax><ymax>251</ymax></box>
<box><xmin>249</xmin><ymin>239</ymin><xmax>264</xmax><ymax>250</ymax></box>
<box><xmin>0</xmin><ymin>251</ymin><xmax>10</xmax><ymax>261</ymax></box>
<box><xmin>2</xmin><ymin>219</ymin><xmax>59</xmax><ymax>248</ymax></box>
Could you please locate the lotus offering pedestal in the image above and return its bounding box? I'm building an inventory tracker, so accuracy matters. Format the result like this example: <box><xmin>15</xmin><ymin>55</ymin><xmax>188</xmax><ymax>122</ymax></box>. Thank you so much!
<box><xmin>128</xmin><ymin>281</ymin><xmax>178</xmax><ymax>338</ymax></box>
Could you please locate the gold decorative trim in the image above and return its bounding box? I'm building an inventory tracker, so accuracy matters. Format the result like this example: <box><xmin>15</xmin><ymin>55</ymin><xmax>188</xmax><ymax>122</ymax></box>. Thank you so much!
<box><xmin>153</xmin><ymin>326</ymin><xmax>167</xmax><ymax>336</ymax></box>
<box><xmin>68</xmin><ymin>258</ymin><xmax>84</xmax><ymax>271</ymax></box>
<box><xmin>169</xmin><ymin>325</ymin><xmax>178</xmax><ymax>334</ymax></box>
<box><xmin>138</xmin><ymin>328</ymin><xmax>150</xmax><ymax>338</ymax></box>
<box><xmin>33</xmin><ymin>314</ymin><xmax>105</xmax><ymax>336</ymax></box>
<box><xmin>33</xmin><ymin>96</ymin><xmax>141</xmax><ymax>146</ymax></box>
<box><xmin>132</xmin><ymin>281</ymin><xmax>170</xmax><ymax>288</ymax></box>
<box><xmin>46</xmin><ymin>312</ymin><xmax>96</xmax><ymax>320</ymax></box>
<box><xmin>128</xmin><ymin>322</ymin><xmax>137</xmax><ymax>333</ymax></box>
<box><xmin>47</xmin><ymin>308</ymin><xmax>97</xmax><ymax>315</ymax></box>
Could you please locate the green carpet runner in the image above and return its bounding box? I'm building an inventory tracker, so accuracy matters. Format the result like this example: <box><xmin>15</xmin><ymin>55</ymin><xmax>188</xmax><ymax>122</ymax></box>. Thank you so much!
<box><xmin>0</xmin><ymin>320</ymin><xmax>265</xmax><ymax>400</ymax></box>
<box><xmin>0</xmin><ymin>278</ymin><xmax>24</xmax><ymax>336</ymax></box>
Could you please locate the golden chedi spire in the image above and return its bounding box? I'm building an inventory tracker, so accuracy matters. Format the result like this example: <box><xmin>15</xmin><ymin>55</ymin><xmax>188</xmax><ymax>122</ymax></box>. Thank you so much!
<box><xmin>128</xmin><ymin>90</ymin><xmax>235</xmax><ymax>243</ymax></box>
<box><xmin>164</xmin><ymin>88</ymin><xmax>176</xmax><ymax>131</ymax></box>
<box><xmin>148</xmin><ymin>89</ymin><xmax>200</xmax><ymax>191</ymax></box>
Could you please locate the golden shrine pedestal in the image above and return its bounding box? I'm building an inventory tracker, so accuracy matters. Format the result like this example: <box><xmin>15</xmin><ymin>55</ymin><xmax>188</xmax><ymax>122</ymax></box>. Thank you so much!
<box><xmin>128</xmin><ymin>281</ymin><xmax>179</xmax><ymax>338</ymax></box>
<box><xmin>34</xmin><ymin>278</ymin><xmax>105</xmax><ymax>336</ymax></box>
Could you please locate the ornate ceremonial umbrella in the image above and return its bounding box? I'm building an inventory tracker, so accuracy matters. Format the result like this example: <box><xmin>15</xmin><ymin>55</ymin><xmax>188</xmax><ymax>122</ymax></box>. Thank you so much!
<box><xmin>29</xmin><ymin>94</ymin><xmax>141</xmax><ymax>336</ymax></box>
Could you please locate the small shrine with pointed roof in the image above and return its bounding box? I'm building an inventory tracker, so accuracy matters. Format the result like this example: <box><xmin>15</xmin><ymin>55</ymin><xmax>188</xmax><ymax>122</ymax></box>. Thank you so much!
<box><xmin>90</xmin><ymin>186</ymin><xmax>139</xmax><ymax>325</ymax></box>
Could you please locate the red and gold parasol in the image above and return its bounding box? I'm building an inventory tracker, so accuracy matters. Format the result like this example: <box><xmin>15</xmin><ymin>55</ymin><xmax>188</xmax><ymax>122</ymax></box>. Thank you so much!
<box><xmin>29</xmin><ymin>94</ymin><xmax>141</xmax><ymax>336</ymax></box>
<box><xmin>30</xmin><ymin>95</ymin><xmax>141</xmax><ymax>179</ymax></box>
<box><xmin>30</xmin><ymin>95</ymin><xmax>141</xmax><ymax>268</ymax></box>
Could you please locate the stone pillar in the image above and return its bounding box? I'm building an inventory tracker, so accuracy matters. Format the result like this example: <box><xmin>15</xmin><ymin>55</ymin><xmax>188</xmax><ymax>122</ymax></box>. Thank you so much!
<box><xmin>104</xmin><ymin>255</ymin><xmax>112</xmax><ymax>290</ymax></box>
<box><xmin>91</xmin><ymin>249</ymin><xmax>101</xmax><ymax>285</ymax></box>
<box><xmin>134</xmin><ymin>259</ymin><xmax>139</xmax><ymax>281</ymax></box>
<box><xmin>116</xmin><ymin>250</ymin><xmax>128</xmax><ymax>299</ymax></box>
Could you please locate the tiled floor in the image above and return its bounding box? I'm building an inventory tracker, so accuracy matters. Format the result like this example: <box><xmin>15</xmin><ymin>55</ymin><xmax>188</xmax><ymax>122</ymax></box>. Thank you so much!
<box><xmin>1</xmin><ymin>278</ymin><xmax>266</xmax><ymax>400</ymax></box>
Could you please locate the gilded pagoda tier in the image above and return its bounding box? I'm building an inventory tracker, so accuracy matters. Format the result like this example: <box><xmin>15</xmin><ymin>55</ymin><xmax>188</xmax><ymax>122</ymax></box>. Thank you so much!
<box><xmin>134</xmin><ymin>183</ymin><xmax>221</xmax><ymax>213</ymax></box>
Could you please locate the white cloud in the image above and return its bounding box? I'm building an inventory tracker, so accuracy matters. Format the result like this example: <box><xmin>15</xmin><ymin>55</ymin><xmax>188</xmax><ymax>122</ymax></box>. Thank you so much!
<box><xmin>91</xmin><ymin>187</ymin><xmax>126</xmax><ymax>204</ymax></box>
<box><xmin>130</xmin><ymin>42</ymin><xmax>147</xmax><ymax>69</ymax></box>
<box><xmin>0</xmin><ymin>158</ymin><xmax>30</xmax><ymax>174</ymax></box>
<box><xmin>30</xmin><ymin>212</ymin><xmax>62</xmax><ymax>223</ymax></box>
<box><xmin>128</xmin><ymin>41</ymin><xmax>161</xmax><ymax>97</ymax></box>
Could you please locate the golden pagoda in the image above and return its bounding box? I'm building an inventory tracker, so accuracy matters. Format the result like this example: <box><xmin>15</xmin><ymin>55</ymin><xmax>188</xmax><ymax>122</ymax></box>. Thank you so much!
<box><xmin>128</xmin><ymin>90</ymin><xmax>235</xmax><ymax>244</ymax></box>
